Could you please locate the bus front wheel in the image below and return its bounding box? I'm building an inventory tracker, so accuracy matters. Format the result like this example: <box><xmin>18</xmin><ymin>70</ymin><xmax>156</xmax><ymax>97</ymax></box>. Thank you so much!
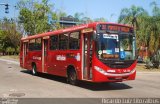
<box><xmin>67</xmin><ymin>69</ymin><xmax>78</xmax><ymax>85</ymax></box>
<box><xmin>32</xmin><ymin>64</ymin><xmax>37</xmax><ymax>76</ymax></box>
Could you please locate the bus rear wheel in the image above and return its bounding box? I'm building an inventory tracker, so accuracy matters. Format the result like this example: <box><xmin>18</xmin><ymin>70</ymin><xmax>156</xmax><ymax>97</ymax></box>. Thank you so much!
<box><xmin>67</xmin><ymin>69</ymin><xmax>78</xmax><ymax>85</ymax></box>
<box><xmin>32</xmin><ymin>64</ymin><xmax>37</xmax><ymax>76</ymax></box>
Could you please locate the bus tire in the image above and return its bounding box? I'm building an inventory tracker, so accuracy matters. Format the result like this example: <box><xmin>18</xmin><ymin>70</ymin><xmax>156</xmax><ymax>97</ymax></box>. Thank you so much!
<box><xmin>32</xmin><ymin>64</ymin><xmax>37</xmax><ymax>76</ymax></box>
<box><xmin>67</xmin><ymin>69</ymin><xmax>78</xmax><ymax>85</ymax></box>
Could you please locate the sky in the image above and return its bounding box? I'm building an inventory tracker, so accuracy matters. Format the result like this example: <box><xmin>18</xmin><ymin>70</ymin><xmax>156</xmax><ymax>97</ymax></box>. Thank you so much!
<box><xmin>0</xmin><ymin>0</ymin><xmax>159</xmax><ymax>22</ymax></box>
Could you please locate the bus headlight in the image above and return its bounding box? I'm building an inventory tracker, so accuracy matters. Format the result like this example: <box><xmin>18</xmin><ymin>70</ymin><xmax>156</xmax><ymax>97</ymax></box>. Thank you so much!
<box><xmin>94</xmin><ymin>66</ymin><xmax>136</xmax><ymax>76</ymax></box>
<box><xmin>94</xmin><ymin>66</ymin><xmax>106</xmax><ymax>75</ymax></box>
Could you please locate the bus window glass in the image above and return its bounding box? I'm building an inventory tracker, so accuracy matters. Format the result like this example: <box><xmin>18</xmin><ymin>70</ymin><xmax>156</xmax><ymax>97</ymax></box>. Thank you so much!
<box><xmin>29</xmin><ymin>39</ymin><xmax>35</xmax><ymax>51</ymax></box>
<box><xmin>119</xmin><ymin>35</ymin><xmax>136</xmax><ymax>60</ymax></box>
<box><xmin>97</xmin><ymin>33</ymin><xmax>136</xmax><ymax>60</ymax></box>
<box><xmin>50</xmin><ymin>35</ymin><xmax>59</xmax><ymax>50</ymax></box>
<box><xmin>35</xmin><ymin>38</ymin><xmax>42</xmax><ymax>50</ymax></box>
<box><xmin>59</xmin><ymin>33</ymin><xmax>69</xmax><ymax>50</ymax></box>
<box><xmin>29</xmin><ymin>38</ymin><xmax>41</xmax><ymax>51</ymax></box>
<box><xmin>69</xmin><ymin>32</ymin><xmax>80</xmax><ymax>50</ymax></box>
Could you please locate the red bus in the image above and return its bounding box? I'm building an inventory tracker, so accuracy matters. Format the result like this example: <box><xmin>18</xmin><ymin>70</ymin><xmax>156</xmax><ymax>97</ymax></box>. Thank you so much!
<box><xmin>20</xmin><ymin>22</ymin><xmax>136</xmax><ymax>85</ymax></box>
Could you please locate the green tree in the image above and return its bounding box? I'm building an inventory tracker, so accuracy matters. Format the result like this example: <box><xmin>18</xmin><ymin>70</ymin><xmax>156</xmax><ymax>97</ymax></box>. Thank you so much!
<box><xmin>17</xmin><ymin>0</ymin><xmax>53</xmax><ymax>35</ymax></box>
<box><xmin>0</xmin><ymin>30</ymin><xmax>7</xmax><ymax>54</ymax></box>
<box><xmin>118</xmin><ymin>5</ymin><xmax>149</xmax><ymax>58</ymax></box>
<box><xmin>81</xmin><ymin>17</ymin><xmax>93</xmax><ymax>24</ymax></box>
<box><xmin>94</xmin><ymin>17</ymin><xmax>107</xmax><ymax>22</ymax></box>
<box><xmin>118</xmin><ymin>2</ymin><xmax>160</xmax><ymax>58</ymax></box>
<box><xmin>150</xmin><ymin>1</ymin><xmax>160</xmax><ymax>16</ymax></box>
<box><xmin>0</xmin><ymin>18</ymin><xmax>21</xmax><ymax>55</ymax></box>
<box><xmin>74</xmin><ymin>12</ymin><xmax>84</xmax><ymax>21</ymax></box>
<box><xmin>147</xmin><ymin>1</ymin><xmax>160</xmax><ymax>54</ymax></box>
<box><xmin>138</xmin><ymin>1</ymin><xmax>160</xmax><ymax>54</ymax></box>
<box><xmin>57</xmin><ymin>10</ymin><xmax>67</xmax><ymax>17</ymax></box>
<box><xmin>50</xmin><ymin>10</ymin><xmax>67</xmax><ymax>30</ymax></box>
<box><xmin>118</xmin><ymin>5</ymin><xmax>148</xmax><ymax>30</ymax></box>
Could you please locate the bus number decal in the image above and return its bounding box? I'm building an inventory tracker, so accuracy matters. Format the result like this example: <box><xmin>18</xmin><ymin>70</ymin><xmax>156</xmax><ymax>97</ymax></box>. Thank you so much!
<box><xmin>33</xmin><ymin>56</ymin><xmax>41</xmax><ymax>60</ymax></box>
<box><xmin>56</xmin><ymin>55</ymin><xmax>66</xmax><ymax>61</ymax></box>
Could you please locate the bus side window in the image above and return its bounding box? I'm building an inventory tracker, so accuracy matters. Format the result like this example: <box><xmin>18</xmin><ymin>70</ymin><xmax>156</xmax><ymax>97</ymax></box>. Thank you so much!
<box><xmin>50</xmin><ymin>35</ymin><xmax>59</xmax><ymax>50</ymax></box>
<box><xmin>69</xmin><ymin>32</ymin><xmax>80</xmax><ymax>50</ymax></box>
<box><xmin>35</xmin><ymin>38</ymin><xmax>42</xmax><ymax>50</ymax></box>
<box><xmin>29</xmin><ymin>38</ymin><xmax>42</xmax><ymax>51</ymax></box>
<box><xmin>29</xmin><ymin>39</ymin><xmax>35</xmax><ymax>51</ymax></box>
<box><xmin>59</xmin><ymin>33</ymin><xmax>69</xmax><ymax>50</ymax></box>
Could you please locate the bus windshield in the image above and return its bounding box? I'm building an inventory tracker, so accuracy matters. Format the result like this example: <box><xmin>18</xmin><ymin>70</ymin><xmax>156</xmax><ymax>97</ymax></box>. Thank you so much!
<box><xmin>96</xmin><ymin>33</ymin><xmax>136</xmax><ymax>60</ymax></box>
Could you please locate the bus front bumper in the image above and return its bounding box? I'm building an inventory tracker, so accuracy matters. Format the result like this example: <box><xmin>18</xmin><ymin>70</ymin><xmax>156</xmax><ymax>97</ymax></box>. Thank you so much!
<box><xmin>93</xmin><ymin>66</ymin><xmax>136</xmax><ymax>82</ymax></box>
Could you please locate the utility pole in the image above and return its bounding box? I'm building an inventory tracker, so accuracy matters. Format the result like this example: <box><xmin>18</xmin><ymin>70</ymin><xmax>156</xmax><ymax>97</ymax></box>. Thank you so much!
<box><xmin>0</xmin><ymin>3</ymin><xmax>9</xmax><ymax>14</ymax></box>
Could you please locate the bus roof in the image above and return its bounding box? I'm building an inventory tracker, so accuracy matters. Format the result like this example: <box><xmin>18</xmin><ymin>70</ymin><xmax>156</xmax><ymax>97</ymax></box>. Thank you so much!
<box><xmin>21</xmin><ymin>22</ymin><xmax>132</xmax><ymax>41</ymax></box>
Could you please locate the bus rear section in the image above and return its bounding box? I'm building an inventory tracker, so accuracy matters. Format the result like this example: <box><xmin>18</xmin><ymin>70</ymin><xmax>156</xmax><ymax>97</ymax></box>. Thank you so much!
<box><xmin>20</xmin><ymin>22</ymin><xmax>136</xmax><ymax>85</ymax></box>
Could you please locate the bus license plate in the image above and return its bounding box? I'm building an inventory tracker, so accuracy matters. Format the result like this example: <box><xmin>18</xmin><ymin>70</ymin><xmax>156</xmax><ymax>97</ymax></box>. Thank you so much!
<box><xmin>115</xmin><ymin>77</ymin><xmax>122</xmax><ymax>80</ymax></box>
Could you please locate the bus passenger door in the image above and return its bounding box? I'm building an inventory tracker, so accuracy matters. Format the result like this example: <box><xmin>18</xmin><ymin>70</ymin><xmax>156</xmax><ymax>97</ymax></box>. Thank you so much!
<box><xmin>82</xmin><ymin>33</ymin><xmax>93</xmax><ymax>80</ymax></box>
<box><xmin>42</xmin><ymin>38</ymin><xmax>49</xmax><ymax>73</ymax></box>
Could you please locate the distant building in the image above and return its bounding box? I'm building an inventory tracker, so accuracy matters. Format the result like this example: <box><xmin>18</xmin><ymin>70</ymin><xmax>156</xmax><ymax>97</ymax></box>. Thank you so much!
<box><xmin>59</xmin><ymin>16</ymin><xmax>80</xmax><ymax>28</ymax></box>
<box><xmin>50</xmin><ymin>15</ymin><xmax>81</xmax><ymax>29</ymax></box>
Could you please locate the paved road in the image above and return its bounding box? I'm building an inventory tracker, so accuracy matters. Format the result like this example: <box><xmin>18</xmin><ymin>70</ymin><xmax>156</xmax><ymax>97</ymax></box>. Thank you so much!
<box><xmin>0</xmin><ymin>59</ymin><xmax>160</xmax><ymax>98</ymax></box>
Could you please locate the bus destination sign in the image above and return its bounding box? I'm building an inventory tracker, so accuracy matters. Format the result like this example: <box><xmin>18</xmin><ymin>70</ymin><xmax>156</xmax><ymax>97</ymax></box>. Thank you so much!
<box><xmin>98</xmin><ymin>24</ymin><xmax>133</xmax><ymax>33</ymax></box>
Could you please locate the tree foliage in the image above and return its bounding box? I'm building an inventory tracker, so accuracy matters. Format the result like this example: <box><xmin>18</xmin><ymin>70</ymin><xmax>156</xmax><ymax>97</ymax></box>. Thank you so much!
<box><xmin>94</xmin><ymin>17</ymin><xmax>107</xmax><ymax>22</ymax></box>
<box><xmin>118</xmin><ymin>5</ymin><xmax>148</xmax><ymax>30</ymax></box>
<box><xmin>17</xmin><ymin>0</ymin><xmax>52</xmax><ymax>35</ymax></box>
<box><xmin>118</xmin><ymin>2</ymin><xmax>160</xmax><ymax>56</ymax></box>
<box><xmin>0</xmin><ymin>18</ymin><xmax>21</xmax><ymax>55</ymax></box>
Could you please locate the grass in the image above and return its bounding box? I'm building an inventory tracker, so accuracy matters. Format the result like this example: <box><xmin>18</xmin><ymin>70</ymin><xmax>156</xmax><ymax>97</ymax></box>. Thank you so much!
<box><xmin>0</xmin><ymin>55</ymin><xmax>19</xmax><ymax>61</ymax></box>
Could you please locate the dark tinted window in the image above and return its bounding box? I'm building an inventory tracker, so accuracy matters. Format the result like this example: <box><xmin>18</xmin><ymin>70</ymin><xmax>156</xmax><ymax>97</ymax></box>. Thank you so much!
<box><xmin>69</xmin><ymin>32</ymin><xmax>80</xmax><ymax>49</ymax></box>
<box><xmin>29</xmin><ymin>39</ymin><xmax>35</xmax><ymax>51</ymax></box>
<box><xmin>35</xmin><ymin>38</ymin><xmax>42</xmax><ymax>50</ymax></box>
<box><xmin>29</xmin><ymin>38</ymin><xmax>42</xmax><ymax>51</ymax></box>
<box><xmin>59</xmin><ymin>33</ymin><xmax>69</xmax><ymax>50</ymax></box>
<box><xmin>50</xmin><ymin>35</ymin><xmax>59</xmax><ymax>50</ymax></box>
